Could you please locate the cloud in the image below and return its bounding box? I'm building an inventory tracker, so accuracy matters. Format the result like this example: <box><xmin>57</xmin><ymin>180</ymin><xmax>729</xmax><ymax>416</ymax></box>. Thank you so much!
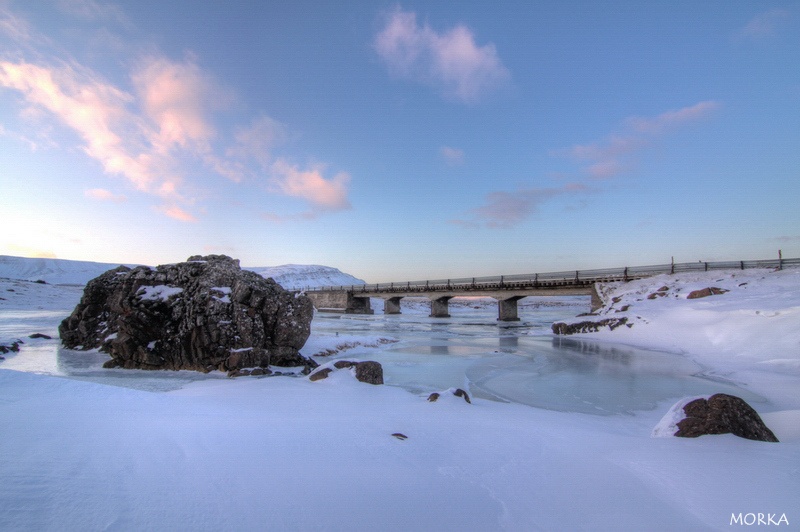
<box><xmin>562</xmin><ymin>101</ymin><xmax>720</xmax><ymax>180</ymax></box>
<box><xmin>85</xmin><ymin>188</ymin><xmax>126</xmax><ymax>202</ymax></box>
<box><xmin>0</xmin><ymin>4</ymin><xmax>353</xmax><ymax>224</ymax></box>
<box><xmin>0</xmin><ymin>5</ymin><xmax>33</xmax><ymax>42</ymax></box>
<box><xmin>375</xmin><ymin>7</ymin><xmax>510</xmax><ymax>103</ymax></box>
<box><xmin>740</xmin><ymin>9</ymin><xmax>790</xmax><ymax>39</ymax></box>
<box><xmin>269</xmin><ymin>160</ymin><xmax>351</xmax><ymax>212</ymax></box>
<box><xmin>440</xmin><ymin>146</ymin><xmax>464</xmax><ymax>165</ymax></box>
<box><xmin>454</xmin><ymin>183</ymin><xmax>587</xmax><ymax>229</ymax></box>
<box><xmin>228</xmin><ymin>115</ymin><xmax>287</xmax><ymax>168</ymax></box>
<box><xmin>132</xmin><ymin>56</ymin><xmax>217</xmax><ymax>154</ymax></box>
<box><xmin>157</xmin><ymin>205</ymin><xmax>198</xmax><ymax>223</ymax></box>
<box><xmin>625</xmin><ymin>100</ymin><xmax>720</xmax><ymax>134</ymax></box>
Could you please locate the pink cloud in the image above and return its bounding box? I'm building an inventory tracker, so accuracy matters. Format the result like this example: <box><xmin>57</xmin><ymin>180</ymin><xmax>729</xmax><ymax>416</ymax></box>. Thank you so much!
<box><xmin>375</xmin><ymin>8</ymin><xmax>510</xmax><ymax>103</ymax></box>
<box><xmin>440</xmin><ymin>146</ymin><xmax>464</xmax><ymax>165</ymax></box>
<box><xmin>158</xmin><ymin>205</ymin><xmax>197</xmax><ymax>223</ymax></box>
<box><xmin>625</xmin><ymin>101</ymin><xmax>720</xmax><ymax>134</ymax></box>
<box><xmin>559</xmin><ymin>101</ymin><xmax>720</xmax><ymax>180</ymax></box>
<box><xmin>270</xmin><ymin>160</ymin><xmax>351</xmax><ymax>212</ymax></box>
<box><xmin>85</xmin><ymin>188</ymin><xmax>126</xmax><ymax>202</ymax></box>
<box><xmin>456</xmin><ymin>183</ymin><xmax>587</xmax><ymax>229</ymax></box>
<box><xmin>133</xmin><ymin>57</ymin><xmax>216</xmax><ymax>154</ymax></box>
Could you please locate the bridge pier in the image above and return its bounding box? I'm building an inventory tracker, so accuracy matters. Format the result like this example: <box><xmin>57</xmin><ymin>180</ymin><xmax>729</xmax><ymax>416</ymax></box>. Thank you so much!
<box><xmin>346</xmin><ymin>295</ymin><xmax>374</xmax><ymax>315</ymax></box>
<box><xmin>497</xmin><ymin>296</ymin><xmax>524</xmax><ymax>322</ymax></box>
<box><xmin>384</xmin><ymin>296</ymin><xmax>403</xmax><ymax>315</ymax></box>
<box><xmin>429</xmin><ymin>296</ymin><xmax>452</xmax><ymax>318</ymax></box>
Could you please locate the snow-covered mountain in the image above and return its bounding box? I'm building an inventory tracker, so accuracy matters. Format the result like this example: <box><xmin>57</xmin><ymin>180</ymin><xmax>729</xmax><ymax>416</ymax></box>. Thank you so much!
<box><xmin>245</xmin><ymin>264</ymin><xmax>365</xmax><ymax>290</ymax></box>
<box><xmin>0</xmin><ymin>255</ymin><xmax>364</xmax><ymax>289</ymax></box>
<box><xmin>0</xmin><ymin>255</ymin><xmax>136</xmax><ymax>285</ymax></box>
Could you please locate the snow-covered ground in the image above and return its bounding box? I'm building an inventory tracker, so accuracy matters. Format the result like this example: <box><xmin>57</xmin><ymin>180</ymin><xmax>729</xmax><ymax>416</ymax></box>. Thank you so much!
<box><xmin>1</xmin><ymin>258</ymin><xmax>798</xmax><ymax>530</ymax></box>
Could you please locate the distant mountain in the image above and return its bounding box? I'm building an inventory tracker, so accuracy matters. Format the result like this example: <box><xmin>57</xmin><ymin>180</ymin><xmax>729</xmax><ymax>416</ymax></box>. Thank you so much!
<box><xmin>0</xmin><ymin>255</ymin><xmax>365</xmax><ymax>290</ymax></box>
<box><xmin>246</xmin><ymin>264</ymin><xmax>365</xmax><ymax>290</ymax></box>
<box><xmin>0</xmin><ymin>255</ymin><xmax>135</xmax><ymax>285</ymax></box>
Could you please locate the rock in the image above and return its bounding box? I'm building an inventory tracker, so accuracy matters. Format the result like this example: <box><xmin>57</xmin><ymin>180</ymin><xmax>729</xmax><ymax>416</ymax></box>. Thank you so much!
<box><xmin>427</xmin><ymin>389</ymin><xmax>471</xmax><ymax>403</ymax></box>
<box><xmin>391</xmin><ymin>433</ymin><xmax>408</xmax><ymax>440</ymax></box>
<box><xmin>309</xmin><ymin>360</ymin><xmax>384</xmax><ymax>384</ymax></box>
<box><xmin>453</xmin><ymin>388</ymin><xmax>471</xmax><ymax>404</ymax></box>
<box><xmin>675</xmin><ymin>394</ymin><xmax>778</xmax><ymax>442</ymax></box>
<box><xmin>552</xmin><ymin>317</ymin><xmax>628</xmax><ymax>335</ymax></box>
<box><xmin>59</xmin><ymin>255</ymin><xmax>315</xmax><ymax>373</ymax></box>
<box><xmin>28</xmin><ymin>333</ymin><xmax>52</xmax><ymax>340</ymax></box>
<box><xmin>354</xmin><ymin>361</ymin><xmax>383</xmax><ymax>385</ymax></box>
<box><xmin>0</xmin><ymin>340</ymin><xmax>23</xmax><ymax>354</ymax></box>
<box><xmin>309</xmin><ymin>368</ymin><xmax>333</xmax><ymax>381</ymax></box>
<box><xmin>686</xmin><ymin>287</ymin><xmax>729</xmax><ymax>299</ymax></box>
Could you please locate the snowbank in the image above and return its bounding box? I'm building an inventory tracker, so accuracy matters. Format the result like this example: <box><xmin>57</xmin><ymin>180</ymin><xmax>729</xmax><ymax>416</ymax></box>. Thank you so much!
<box><xmin>555</xmin><ymin>267</ymin><xmax>800</xmax><ymax>408</ymax></box>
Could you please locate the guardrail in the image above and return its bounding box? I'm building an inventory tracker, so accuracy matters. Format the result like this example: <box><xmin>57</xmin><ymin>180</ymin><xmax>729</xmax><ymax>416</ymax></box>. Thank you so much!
<box><xmin>303</xmin><ymin>257</ymin><xmax>800</xmax><ymax>294</ymax></box>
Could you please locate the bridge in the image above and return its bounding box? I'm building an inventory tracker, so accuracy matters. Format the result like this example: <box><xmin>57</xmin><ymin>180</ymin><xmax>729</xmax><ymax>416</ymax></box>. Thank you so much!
<box><xmin>303</xmin><ymin>256</ymin><xmax>797</xmax><ymax>322</ymax></box>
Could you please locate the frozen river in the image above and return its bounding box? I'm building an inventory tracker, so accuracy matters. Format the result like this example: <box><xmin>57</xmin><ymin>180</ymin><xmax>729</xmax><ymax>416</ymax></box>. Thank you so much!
<box><xmin>0</xmin><ymin>286</ymin><xmax>768</xmax><ymax>415</ymax></box>
<box><xmin>309</xmin><ymin>297</ymin><xmax>768</xmax><ymax>415</ymax></box>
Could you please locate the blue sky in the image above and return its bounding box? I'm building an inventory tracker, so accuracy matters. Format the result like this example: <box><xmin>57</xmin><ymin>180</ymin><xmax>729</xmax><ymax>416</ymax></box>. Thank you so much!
<box><xmin>1</xmin><ymin>1</ymin><xmax>798</xmax><ymax>282</ymax></box>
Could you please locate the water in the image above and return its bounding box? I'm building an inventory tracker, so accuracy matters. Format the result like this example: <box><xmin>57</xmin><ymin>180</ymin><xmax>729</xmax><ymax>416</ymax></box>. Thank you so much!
<box><xmin>311</xmin><ymin>297</ymin><xmax>769</xmax><ymax>415</ymax></box>
<box><xmin>1</xmin><ymin>293</ymin><xmax>769</xmax><ymax>413</ymax></box>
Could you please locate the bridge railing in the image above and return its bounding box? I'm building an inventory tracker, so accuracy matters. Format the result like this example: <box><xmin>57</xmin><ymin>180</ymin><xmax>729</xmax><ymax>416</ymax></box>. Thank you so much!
<box><xmin>304</xmin><ymin>257</ymin><xmax>799</xmax><ymax>293</ymax></box>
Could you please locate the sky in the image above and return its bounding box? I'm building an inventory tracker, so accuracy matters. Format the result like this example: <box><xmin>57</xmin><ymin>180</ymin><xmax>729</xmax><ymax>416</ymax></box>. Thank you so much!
<box><xmin>1</xmin><ymin>1</ymin><xmax>798</xmax><ymax>282</ymax></box>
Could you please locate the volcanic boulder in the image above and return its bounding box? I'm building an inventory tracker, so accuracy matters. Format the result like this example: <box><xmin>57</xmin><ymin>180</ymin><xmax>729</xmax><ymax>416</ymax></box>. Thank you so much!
<box><xmin>59</xmin><ymin>255</ymin><xmax>316</xmax><ymax>372</ymax></box>
<box><xmin>675</xmin><ymin>393</ymin><xmax>778</xmax><ymax>442</ymax></box>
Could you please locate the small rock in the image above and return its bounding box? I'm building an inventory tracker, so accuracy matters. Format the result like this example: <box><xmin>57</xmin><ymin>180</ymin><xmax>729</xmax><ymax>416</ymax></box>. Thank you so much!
<box><xmin>391</xmin><ymin>433</ymin><xmax>408</xmax><ymax>440</ymax></box>
<box><xmin>0</xmin><ymin>340</ymin><xmax>23</xmax><ymax>354</ymax></box>
<box><xmin>309</xmin><ymin>368</ymin><xmax>333</xmax><ymax>382</ymax></box>
<box><xmin>28</xmin><ymin>333</ymin><xmax>52</xmax><ymax>340</ymax></box>
<box><xmin>102</xmin><ymin>359</ymin><xmax>121</xmax><ymax>369</ymax></box>
<box><xmin>687</xmin><ymin>287</ymin><xmax>729</xmax><ymax>299</ymax></box>
<box><xmin>333</xmin><ymin>360</ymin><xmax>355</xmax><ymax>369</ymax></box>
<box><xmin>427</xmin><ymin>392</ymin><xmax>440</xmax><ymax>402</ymax></box>
<box><xmin>354</xmin><ymin>361</ymin><xmax>383</xmax><ymax>385</ymax></box>
<box><xmin>453</xmin><ymin>388</ymin><xmax>471</xmax><ymax>404</ymax></box>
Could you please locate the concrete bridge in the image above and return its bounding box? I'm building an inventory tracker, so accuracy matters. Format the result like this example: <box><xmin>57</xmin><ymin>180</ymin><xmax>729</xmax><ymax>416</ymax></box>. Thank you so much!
<box><xmin>303</xmin><ymin>256</ymin><xmax>797</xmax><ymax>322</ymax></box>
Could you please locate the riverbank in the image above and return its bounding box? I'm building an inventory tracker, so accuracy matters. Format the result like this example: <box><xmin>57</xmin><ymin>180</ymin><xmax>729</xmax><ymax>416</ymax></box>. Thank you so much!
<box><xmin>1</xmin><ymin>270</ymin><xmax>798</xmax><ymax>530</ymax></box>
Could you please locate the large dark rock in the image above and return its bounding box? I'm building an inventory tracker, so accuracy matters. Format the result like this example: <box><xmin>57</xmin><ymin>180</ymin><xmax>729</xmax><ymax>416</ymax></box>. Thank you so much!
<box><xmin>59</xmin><ymin>255</ymin><xmax>316</xmax><ymax>372</ymax></box>
<box><xmin>675</xmin><ymin>393</ymin><xmax>779</xmax><ymax>442</ymax></box>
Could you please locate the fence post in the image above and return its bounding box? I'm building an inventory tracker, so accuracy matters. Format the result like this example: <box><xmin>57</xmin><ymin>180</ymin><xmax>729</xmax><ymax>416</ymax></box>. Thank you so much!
<box><xmin>500</xmin><ymin>275</ymin><xmax>504</xmax><ymax>288</ymax></box>
<box><xmin>534</xmin><ymin>273</ymin><xmax>538</xmax><ymax>287</ymax></box>
<box><xmin>624</xmin><ymin>267</ymin><xmax>628</xmax><ymax>282</ymax></box>
<box><xmin>575</xmin><ymin>270</ymin><xmax>579</xmax><ymax>283</ymax></box>
<box><xmin>704</xmin><ymin>262</ymin><xmax>708</xmax><ymax>272</ymax></box>
<box><xmin>740</xmin><ymin>261</ymin><xmax>744</xmax><ymax>270</ymax></box>
<box><xmin>671</xmin><ymin>256</ymin><xmax>674</xmax><ymax>275</ymax></box>
<box><xmin>779</xmin><ymin>249</ymin><xmax>783</xmax><ymax>271</ymax></box>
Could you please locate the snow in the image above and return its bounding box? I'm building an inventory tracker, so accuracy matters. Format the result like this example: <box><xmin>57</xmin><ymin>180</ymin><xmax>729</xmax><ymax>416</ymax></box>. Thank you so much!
<box><xmin>246</xmin><ymin>263</ymin><xmax>365</xmax><ymax>290</ymax></box>
<box><xmin>0</xmin><ymin>255</ymin><xmax>136</xmax><ymax>285</ymax></box>
<box><xmin>137</xmin><ymin>285</ymin><xmax>184</xmax><ymax>301</ymax></box>
<box><xmin>1</xmin><ymin>258</ymin><xmax>799</xmax><ymax>530</ymax></box>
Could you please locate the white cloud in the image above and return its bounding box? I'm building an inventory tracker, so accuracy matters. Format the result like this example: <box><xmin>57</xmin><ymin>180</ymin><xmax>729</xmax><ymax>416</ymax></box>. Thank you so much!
<box><xmin>375</xmin><ymin>8</ymin><xmax>510</xmax><ymax>103</ymax></box>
